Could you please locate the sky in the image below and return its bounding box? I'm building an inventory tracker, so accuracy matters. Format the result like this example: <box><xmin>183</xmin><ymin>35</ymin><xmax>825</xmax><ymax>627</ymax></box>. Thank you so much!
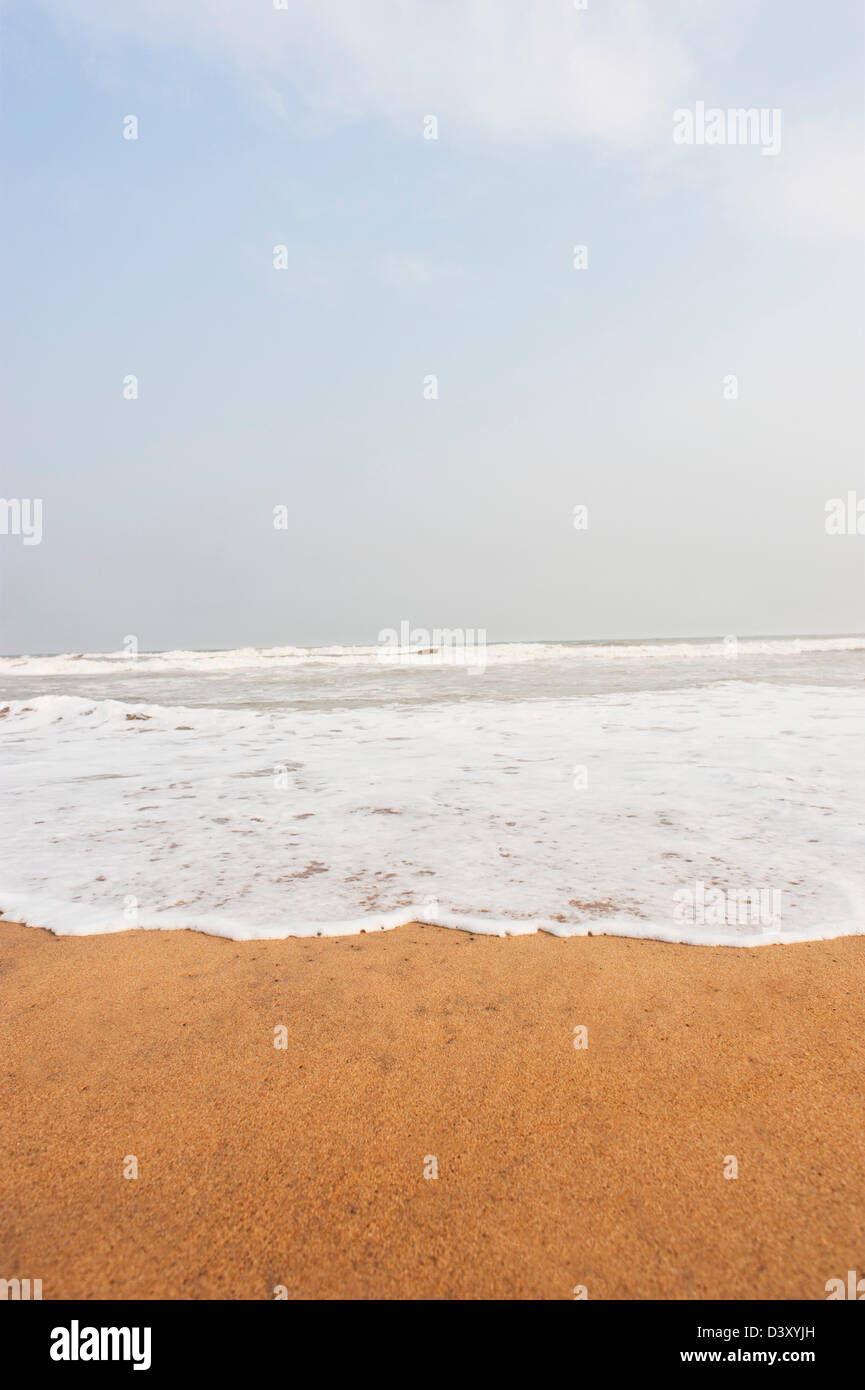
<box><xmin>1</xmin><ymin>0</ymin><xmax>863</xmax><ymax>653</ymax></box>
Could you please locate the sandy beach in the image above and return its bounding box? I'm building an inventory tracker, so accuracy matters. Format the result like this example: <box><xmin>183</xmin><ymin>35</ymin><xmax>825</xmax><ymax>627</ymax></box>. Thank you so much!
<box><xmin>1</xmin><ymin>917</ymin><xmax>862</xmax><ymax>1301</ymax></box>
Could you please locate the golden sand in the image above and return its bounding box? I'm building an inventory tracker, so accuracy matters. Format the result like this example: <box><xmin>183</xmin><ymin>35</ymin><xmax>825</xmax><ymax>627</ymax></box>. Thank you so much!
<box><xmin>1</xmin><ymin>919</ymin><xmax>862</xmax><ymax>1300</ymax></box>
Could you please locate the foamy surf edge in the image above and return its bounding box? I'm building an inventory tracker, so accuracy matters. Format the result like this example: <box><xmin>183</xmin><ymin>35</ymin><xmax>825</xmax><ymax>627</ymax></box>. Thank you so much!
<box><xmin>2</xmin><ymin>890</ymin><xmax>863</xmax><ymax>948</ymax></box>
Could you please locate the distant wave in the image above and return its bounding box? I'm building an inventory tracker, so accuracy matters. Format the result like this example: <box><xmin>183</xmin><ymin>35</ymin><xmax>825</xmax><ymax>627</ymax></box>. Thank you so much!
<box><xmin>2</xmin><ymin>635</ymin><xmax>863</xmax><ymax>677</ymax></box>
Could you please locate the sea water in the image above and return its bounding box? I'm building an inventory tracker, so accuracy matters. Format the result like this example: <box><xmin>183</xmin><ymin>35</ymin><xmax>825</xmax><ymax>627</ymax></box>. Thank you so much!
<box><xmin>1</xmin><ymin>636</ymin><xmax>862</xmax><ymax>945</ymax></box>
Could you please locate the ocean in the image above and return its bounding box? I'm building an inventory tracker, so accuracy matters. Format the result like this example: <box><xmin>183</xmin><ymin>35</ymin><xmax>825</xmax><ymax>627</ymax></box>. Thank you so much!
<box><xmin>1</xmin><ymin>636</ymin><xmax>863</xmax><ymax>945</ymax></box>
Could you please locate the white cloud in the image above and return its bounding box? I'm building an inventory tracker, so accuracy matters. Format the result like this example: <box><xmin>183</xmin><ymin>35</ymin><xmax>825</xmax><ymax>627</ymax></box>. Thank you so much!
<box><xmin>40</xmin><ymin>0</ymin><xmax>864</xmax><ymax>248</ymax></box>
<box><xmin>45</xmin><ymin>0</ymin><xmax>696</xmax><ymax>145</ymax></box>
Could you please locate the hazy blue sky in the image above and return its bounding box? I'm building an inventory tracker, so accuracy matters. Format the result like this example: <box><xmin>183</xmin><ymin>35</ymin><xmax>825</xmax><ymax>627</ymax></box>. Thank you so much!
<box><xmin>1</xmin><ymin>0</ymin><xmax>863</xmax><ymax>653</ymax></box>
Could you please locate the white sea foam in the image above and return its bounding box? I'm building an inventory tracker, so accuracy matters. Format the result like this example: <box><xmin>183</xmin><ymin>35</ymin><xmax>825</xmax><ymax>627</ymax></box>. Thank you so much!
<box><xmin>1</xmin><ymin>679</ymin><xmax>863</xmax><ymax>945</ymax></box>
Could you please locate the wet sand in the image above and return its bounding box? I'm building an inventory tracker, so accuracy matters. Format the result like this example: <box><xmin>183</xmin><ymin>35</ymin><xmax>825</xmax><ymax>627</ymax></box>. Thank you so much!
<box><xmin>1</xmin><ymin>918</ymin><xmax>863</xmax><ymax>1300</ymax></box>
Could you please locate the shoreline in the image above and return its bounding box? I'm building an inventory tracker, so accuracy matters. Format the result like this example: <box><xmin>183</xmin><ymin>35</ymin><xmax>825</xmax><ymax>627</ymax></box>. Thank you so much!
<box><xmin>2</xmin><ymin>919</ymin><xmax>863</xmax><ymax>1300</ymax></box>
<box><xmin>3</xmin><ymin>904</ymin><xmax>863</xmax><ymax>948</ymax></box>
